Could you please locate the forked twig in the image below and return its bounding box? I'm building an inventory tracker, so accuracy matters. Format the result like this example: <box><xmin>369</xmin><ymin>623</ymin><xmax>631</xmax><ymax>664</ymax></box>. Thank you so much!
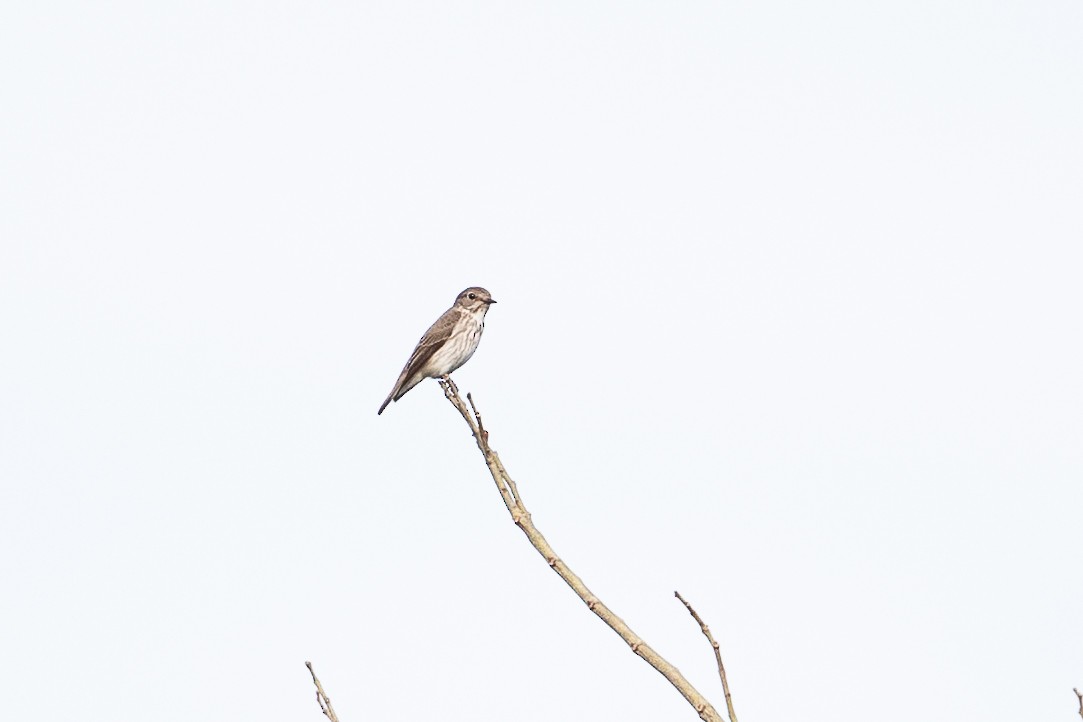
<box><xmin>306</xmin><ymin>661</ymin><xmax>340</xmax><ymax>722</ymax></box>
<box><xmin>438</xmin><ymin>379</ymin><xmax>723</xmax><ymax>722</ymax></box>
<box><xmin>675</xmin><ymin>591</ymin><xmax>738</xmax><ymax>722</ymax></box>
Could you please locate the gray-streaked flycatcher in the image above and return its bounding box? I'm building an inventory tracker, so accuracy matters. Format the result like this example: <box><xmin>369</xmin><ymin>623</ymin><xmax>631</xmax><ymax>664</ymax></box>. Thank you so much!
<box><xmin>378</xmin><ymin>287</ymin><xmax>496</xmax><ymax>414</ymax></box>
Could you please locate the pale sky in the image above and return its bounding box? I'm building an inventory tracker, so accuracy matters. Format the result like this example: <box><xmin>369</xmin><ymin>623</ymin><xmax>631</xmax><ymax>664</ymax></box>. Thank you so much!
<box><xmin>2</xmin><ymin>2</ymin><xmax>1082</xmax><ymax>721</ymax></box>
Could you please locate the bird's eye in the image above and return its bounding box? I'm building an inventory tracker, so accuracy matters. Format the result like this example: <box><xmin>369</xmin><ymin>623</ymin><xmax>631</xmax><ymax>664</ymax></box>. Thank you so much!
<box><xmin>468</xmin><ymin>293</ymin><xmax>476</xmax><ymax>300</ymax></box>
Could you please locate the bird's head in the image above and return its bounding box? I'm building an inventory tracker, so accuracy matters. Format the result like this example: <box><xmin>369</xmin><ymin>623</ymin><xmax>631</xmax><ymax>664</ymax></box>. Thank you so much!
<box><xmin>456</xmin><ymin>287</ymin><xmax>496</xmax><ymax>312</ymax></box>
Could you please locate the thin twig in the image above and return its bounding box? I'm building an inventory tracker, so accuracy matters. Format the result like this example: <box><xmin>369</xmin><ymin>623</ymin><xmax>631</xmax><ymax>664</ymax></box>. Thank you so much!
<box><xmin>1074</xmin><ymin>687</ymin><xmax>1082</xmax><ymax>719</ymax></box>
<box><xmin>305</xmin><ymin>661</ymin><xmax>340</xmax><ymax>722</ymax></box>
<box><xmin>466</xmin><ymin>392</ymin><xmax>486</xmax><ymax>436</ymax></box>
<box><xmin>675</xmin><ymin>591</ymin><xmax>739</xmax><ymax>722</ymax></box>
<box><xmin>438</xmin><ymin>379</ymin><xmax>723</xmax><ymax>722</ymax></box>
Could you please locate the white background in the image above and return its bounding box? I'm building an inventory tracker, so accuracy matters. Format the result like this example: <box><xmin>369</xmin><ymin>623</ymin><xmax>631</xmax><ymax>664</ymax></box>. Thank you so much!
<box><xmin>2</xmin><ymin>2</ymin><xmax>1081</xmax><ymax>721</ymax></box>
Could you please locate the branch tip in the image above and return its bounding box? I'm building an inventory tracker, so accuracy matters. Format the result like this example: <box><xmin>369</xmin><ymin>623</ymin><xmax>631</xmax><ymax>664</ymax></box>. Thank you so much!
<box><xmin>674</xmin><ymin>592</ymin><xmax>739</xmax><ymax>722</ymax></box>
<box><xmin>305</xmin><ymin>661</ymin><xmax>340</xmax><ymax>722</ymax></box>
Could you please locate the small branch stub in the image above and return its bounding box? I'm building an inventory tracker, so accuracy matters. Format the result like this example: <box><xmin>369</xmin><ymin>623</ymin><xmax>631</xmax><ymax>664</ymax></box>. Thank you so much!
<box><xmin>1074</xmin><ymin>687</ymin><xmax>1082</xmax><ymax>719</ymax></box>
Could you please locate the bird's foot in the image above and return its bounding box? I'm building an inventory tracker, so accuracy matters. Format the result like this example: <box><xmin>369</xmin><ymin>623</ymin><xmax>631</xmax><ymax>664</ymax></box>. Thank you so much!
<box><xmin>439</xmin><ymin>374</ymin><xmax>459</xmax><ymax>396</ymax></box>
<box><xmin>445</xmin><ymin>374</ymin><xmax>461</xmax><ymax>396</ymax></box>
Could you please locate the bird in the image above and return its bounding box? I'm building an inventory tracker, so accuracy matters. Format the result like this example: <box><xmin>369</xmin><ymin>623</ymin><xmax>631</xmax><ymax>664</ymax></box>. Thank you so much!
<box><xmin>378</xmin><ymin>287</ymin><xmax>497</xmax><ymax>414</ymax></box>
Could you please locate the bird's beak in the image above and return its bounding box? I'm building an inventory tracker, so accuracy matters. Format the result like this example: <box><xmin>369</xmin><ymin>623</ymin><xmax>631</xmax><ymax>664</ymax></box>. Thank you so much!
<box><xmin>486</xmin><ymin>298</ymin><xmax>497</xmax><ymax>304</ymax></box>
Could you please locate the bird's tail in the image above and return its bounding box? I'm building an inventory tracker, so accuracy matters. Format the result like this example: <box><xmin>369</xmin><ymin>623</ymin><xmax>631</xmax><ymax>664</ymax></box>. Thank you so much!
<box><xmin>377</xmin><ymin>388</ymin><xmax>396</xmax><ymax>415</ymax></box>
<box><xmin>377</xmin><ymin>373</ymin><xmax>428</xmax><ymax>415</ymax></box>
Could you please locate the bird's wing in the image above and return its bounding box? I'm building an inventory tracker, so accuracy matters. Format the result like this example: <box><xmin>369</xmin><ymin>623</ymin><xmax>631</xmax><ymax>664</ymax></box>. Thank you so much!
<box><xmin>378</xmin><ymin>306</ymin><xmax>460</xmax><ymax>413</ymax></box>
<box><xmin>400</xmin><ymin>307</ymin><xmax>459</xmax><ymax>379</ymax></box>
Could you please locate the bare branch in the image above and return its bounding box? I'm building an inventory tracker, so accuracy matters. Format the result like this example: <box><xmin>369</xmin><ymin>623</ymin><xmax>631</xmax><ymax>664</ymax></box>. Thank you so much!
<box><xmin>674</xmin><ymin>591</ymin><xmax>739</xmax><ymax>722</ymax></box>
<box><xmin>439</xmin><ymin>379</ymin><xmax>723</xmax><ymax>722</ymax></box>
<box><xmin>1074</xmin><ymin>687</ymin><xmax>1082</xmax><ymax>719</ymax></box>
<box><xmin>306</xmin><ymin>661</ymin><xmax>341</xmax><ymax>722</ymax></box>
